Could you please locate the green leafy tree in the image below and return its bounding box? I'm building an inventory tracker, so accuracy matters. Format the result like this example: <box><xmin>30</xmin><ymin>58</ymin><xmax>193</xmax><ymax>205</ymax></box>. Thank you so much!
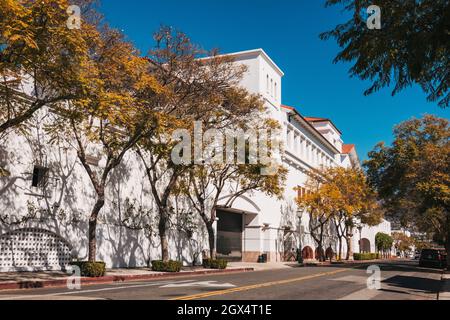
<box><xmin>375</xmin><ymin>232</ymin><xmax>394</xmax><ymax>258</ymax></box>
<box><xmin>321</xmin><ymin>0</ymin><xmax>449</xmax><ymax>108</ymax></box>
<box><xmin>365</xmin><ymin>115</ymin><xmax>450</xmax><ymax>268</ymax></box>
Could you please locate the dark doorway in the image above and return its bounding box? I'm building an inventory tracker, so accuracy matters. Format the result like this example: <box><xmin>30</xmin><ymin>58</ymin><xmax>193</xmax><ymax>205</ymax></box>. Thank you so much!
<box><xmin>360</xmin><ymin>238</ymin><xmax>371</xmax><ymax>253</ymax></box>
<box><xmin>302</xmin><ymin>246</ymin><xmax>314</xmax><ymax>260</ymax></box>
<box><xmin>216</xmin><ymin>210</ymin><xmax>243</xmax><ymax>261</ymax></box>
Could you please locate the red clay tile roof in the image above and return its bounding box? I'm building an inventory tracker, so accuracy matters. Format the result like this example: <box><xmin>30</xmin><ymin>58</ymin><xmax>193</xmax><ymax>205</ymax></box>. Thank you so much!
<box><xmin>342</xmin><ymin>144</ymin><xmax>355</xmax><ymax>154</ymax></box>
<box><xmin>305</xmin><ymin>117</ymin><xmax>342</xmax><ymax>135</ymax></box>
<box><xmin>304</xmin><ymin>117</ymin><xmax>330</xmax><ymax>122</ymax></box>
<box><xmin>281</xmin><ymin>104</ymin><xmax>295</xmax><ymax>110</ymax></box>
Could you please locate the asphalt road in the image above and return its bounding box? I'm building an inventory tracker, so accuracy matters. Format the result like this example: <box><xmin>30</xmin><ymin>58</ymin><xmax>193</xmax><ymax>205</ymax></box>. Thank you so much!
<box><xmin>0</xmin><ymin>260</ymin><xmax>442</xmax><ymax>300</ymax></box>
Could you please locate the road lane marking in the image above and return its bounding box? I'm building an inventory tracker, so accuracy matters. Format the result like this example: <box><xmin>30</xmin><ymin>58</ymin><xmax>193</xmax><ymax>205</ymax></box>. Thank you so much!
<box><xmin>171</xmin><ymin>268</ymin><xmax>349</xmax><ymax>300</ymax></box>
<box><xmin>0</xmin><ymin>280</ymin><xmax>196</xmax><ymax>300</ymax></box>
<box><xmin>161</xmin><ymin>281</ymin><xmax>235</xmax><ymax>289</ymax></box>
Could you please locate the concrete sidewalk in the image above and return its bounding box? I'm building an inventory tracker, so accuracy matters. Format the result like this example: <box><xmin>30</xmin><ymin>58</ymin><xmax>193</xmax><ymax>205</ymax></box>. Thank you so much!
<box><xmin>228</xmin><ymin>261</ymin><xmax>298</xmax><ymax>271</ymax></box>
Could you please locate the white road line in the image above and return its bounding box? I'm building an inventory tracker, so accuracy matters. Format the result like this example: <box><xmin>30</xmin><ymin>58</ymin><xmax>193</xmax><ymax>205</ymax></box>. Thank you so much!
<box><xmin>0</xmin><ymin>280</ymin><xmax>197</xmax><ymax>300</ymax></box>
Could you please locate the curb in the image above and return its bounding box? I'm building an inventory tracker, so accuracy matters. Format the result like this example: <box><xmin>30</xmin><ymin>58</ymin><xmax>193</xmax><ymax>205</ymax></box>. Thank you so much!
<box><xmin>438</xmin><ymin>273</ymin><xmax>450</xmax><ymax>300</ymax></box>
<box><xmin>301</xmin><ymin>259</ymin><xmax>394</xmax><ymax>267</ymax></box>
<box><xmin>0</xmin><ymin>268</ymin><xmax>254</xmax><ymax>292</ymax></box>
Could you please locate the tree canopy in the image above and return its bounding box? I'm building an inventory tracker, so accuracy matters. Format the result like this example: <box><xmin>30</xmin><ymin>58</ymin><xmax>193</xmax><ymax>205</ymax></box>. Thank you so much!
<box><xmin>0</xmin><ymin>0</ymin><xmax>102</xmax><ymax>134</ymax></box>
<box><xmin>365</xmin><ymin>115</ymin><xmax>450</xmax><ymax>266</ymax></box>
<box><xmin>296</xmin><ymin>166</ymin><xmax>382</xmax><ymax>260</ymax></box>
<box><xmin>320</xmin><ymin>0</ymin><xmax>449</xmax><ymax>108</ymax></box>
<box><xmin>375</xmin><ymin>232</ymin><xmax>394</xmax><ymax>253</ymax></box>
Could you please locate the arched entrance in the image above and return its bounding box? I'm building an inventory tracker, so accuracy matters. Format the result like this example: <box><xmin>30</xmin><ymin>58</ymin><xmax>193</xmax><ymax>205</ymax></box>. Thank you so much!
<box><xmin>0</xmin><ymin>228</ymin><xmax>72</xmax><ymax>272</ymax></box>
<box><xmin>302</xmin><ymin>246</ymin><xmax>314</xmax><ymax>260</ymax></box>
<box><xmin>360</xmin><ymin>238</ymin><xmax>371</xmax><ymax>253</ymax></box>
<box><xmin>283</xmin><ymin>229</ymin><xmax>297</xmax><ymax>262</ymax></box>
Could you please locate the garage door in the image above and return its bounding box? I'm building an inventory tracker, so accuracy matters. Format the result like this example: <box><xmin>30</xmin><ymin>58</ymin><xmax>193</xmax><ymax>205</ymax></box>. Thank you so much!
<box><xmin>217</xmin><ymin>210</ymin><xmax>243</xmax><ymax>261</ymax></box>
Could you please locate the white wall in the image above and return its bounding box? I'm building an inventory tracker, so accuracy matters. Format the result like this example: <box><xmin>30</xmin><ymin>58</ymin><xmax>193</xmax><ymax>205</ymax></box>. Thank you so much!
<box><xmin>0</xmin><ymin>49</ymin><xmax>392</xmax><ymax>269</ymax></box>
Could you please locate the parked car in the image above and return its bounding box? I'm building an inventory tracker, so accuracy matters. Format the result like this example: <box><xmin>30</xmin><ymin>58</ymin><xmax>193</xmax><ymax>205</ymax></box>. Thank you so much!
<box><xmin>419</xmin><ymin>249</ymin><xmax>447</xmax><ymax>269</ymax></box>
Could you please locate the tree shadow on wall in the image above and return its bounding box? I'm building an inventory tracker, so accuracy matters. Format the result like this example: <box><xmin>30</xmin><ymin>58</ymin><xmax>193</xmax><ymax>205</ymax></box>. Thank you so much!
<box><xmin>98</xmin><ymin>156</ymin><xmax>154</xmax><ymax>268</ymax></box>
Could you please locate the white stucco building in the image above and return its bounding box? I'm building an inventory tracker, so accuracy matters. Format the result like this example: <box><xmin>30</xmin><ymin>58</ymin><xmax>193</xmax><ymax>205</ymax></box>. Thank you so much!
<box><xmin>0</xmin><ymin>49</ymin><xmax>392</xmax><ymax>271</ymax></box>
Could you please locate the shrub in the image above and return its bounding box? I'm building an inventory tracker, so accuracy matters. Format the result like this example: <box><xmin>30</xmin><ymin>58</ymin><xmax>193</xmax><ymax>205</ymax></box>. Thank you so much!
<box><xmin>203</xmin><ymin>258</ymin><xmax>228</xmax><ymax>269</ymax></box>
<box><xmin>151</xmin><ymin>260</ymin><xmax>182</xmax><ymax>272</ymax></box>
<box><xmin>353</xmin><ymin>253</ymin><xmax>381</xmax><ymax>261</ymax></box>
<box><xmin>70</xmin><ymin>261</ymin><xmax>106</xmax><ymax>277</ymax></box>
<box><xmin>202</xmin><ymin>258</ymin><xmax>212</xmax><ymax>268</ymax></box>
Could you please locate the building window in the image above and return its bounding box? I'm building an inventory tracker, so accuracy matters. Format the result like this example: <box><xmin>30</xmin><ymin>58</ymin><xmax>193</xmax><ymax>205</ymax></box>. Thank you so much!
<box><xmin>0</xmin><ymin>147</ymin><xmax>7</xmax><ymax>168</ymax></box>
<box><xmin>306</xmin><ymin>142</ymin><xmax>311</xmax><ymax>162</ymax></box>
<box><xmin>297</xmin><ymin>187</ymin><xmax>307</xmax><ymax>199</ymax></box>
<box><xmin>287</xmin><ymin>129</ymin><xmax>293</xmax><ymax>149</ymax></box>
<box><xmin>300</xmin><ymin>137</ymin><xmax>306</xmax><ymax>159</ymax></box>
<box><xmin>294</xmin><ymin>134</ymin><xmax>299</xmax><ymax>153</ymax></box>
<box><xmin>266</xmin><ymin>75</ymin><xmax>269</xmax><ymax>93</ymax></box>
<box><xmin>274</xmin><ymin>82</ymin><xmax>278</xmax><ymax>99</ymax></box>
<box><xmin>32</xmin><ymin>165</ymin><xmax>49</xmax><ymax>188</ymax></box>
<box><xmin>270</xmin><ymin>79</ymin><xmax>273</xmax><ymax>96</ymax></box>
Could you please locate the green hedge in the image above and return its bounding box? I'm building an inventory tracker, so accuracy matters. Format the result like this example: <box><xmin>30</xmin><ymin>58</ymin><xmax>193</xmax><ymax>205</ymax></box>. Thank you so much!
<box><xmin>70</xmin><ymin>261</ymin><xmax>106</xmax><ymax>277</ymax></box>
<box><xmin>151</xmin><ymin>260</ymin><xmax>182</xmax><ymax>272</ymax></box>
<box><xmin>353</xmin><ymin>253</ymin><xmax>381</xmax><ymax>261</ymax></box>
<box><xmin>203</xmin><ymin>258</ymin><xmax>228</xmax><ymax>270</ymax></box>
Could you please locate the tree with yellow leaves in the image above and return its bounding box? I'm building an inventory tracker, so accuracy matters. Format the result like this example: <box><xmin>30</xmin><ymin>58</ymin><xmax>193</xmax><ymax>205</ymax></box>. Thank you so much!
<box><xmin>47</xmin><ymin>26</ymin><xmax>161</xmax><ymax>262</ymax></box>
<box><xmin>178</xmin><ymin>117</ymin><xmax>288</xmax><ymax>260</ymax></box>
<box><xmin>296</xmin><ymin>167</ymin><xmax>382</xmax><ymax>261</ymax></box>
<box><xmin>0</xmin><ymin>0</ymin><xmax>99</xmax><ymax>135</ymax></box>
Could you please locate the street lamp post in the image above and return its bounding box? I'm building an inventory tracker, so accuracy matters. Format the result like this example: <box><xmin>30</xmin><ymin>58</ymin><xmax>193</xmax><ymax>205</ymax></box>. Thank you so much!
<box><xmin>297</xmin><ymin>212</ymin><xmax>304</xmax><ymax>264</ymax></box>
<box><xmin>357</xmin><ymin>224</ymin><xmax>363</xmax><ymax>253</ymax></box>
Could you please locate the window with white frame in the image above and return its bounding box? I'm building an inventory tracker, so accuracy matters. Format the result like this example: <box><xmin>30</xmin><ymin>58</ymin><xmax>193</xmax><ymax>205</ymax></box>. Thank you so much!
<box><xmin>294</xmin><ymin>134</ymin><xmax>299</xmax><ymax>153</ymax></box>
<box><xmin>301</xmin><ymin>137</ymin><xmax>306</xmax><ymax>159</ymax></box>
<box><xmin>307</xmin><ymin>142</ymin><xmax>311</xmax><ymax>163</ymax></box>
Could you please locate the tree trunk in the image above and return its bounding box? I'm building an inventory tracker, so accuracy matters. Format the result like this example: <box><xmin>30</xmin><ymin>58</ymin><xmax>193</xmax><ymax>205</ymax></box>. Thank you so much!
<box><xmin>346</xmin><ymin>231</ymin><xmax>354</xmax><ymax>261</ymax></box>
<box><xmin>88</xmin><ymin>196</ymin><xmax>105</xmax><ymax>262</ymax></box>
<box><xmin>446</xmin><ymin>229</ymin><xmax>450</xmax><ymax>271</ymax></box>
<box><xmin>158</xmin><ymin>210</ymin><xmax>169</xmax><ymax>262</ymax></box>
<box><xmin>317</xmin><ymin>243</ymin><xmax>324</xmax><ymax>262</ymax></box>
<box><xmin>338</xmin><ymin>237</ymin><xmax>342</xmax><ymax>261</ymax></box>
<box><xmin>206</xmin><ymin>223</ymin><xmax>216</xmax><ymax>260</ymax></box>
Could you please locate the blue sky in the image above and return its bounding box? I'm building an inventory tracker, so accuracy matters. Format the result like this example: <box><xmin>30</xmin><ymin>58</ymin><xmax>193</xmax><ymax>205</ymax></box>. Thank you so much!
<box><xmin>99</xmin><ymin>0</ymin><xmax>448</xmax><ymax>161</ymax></box>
